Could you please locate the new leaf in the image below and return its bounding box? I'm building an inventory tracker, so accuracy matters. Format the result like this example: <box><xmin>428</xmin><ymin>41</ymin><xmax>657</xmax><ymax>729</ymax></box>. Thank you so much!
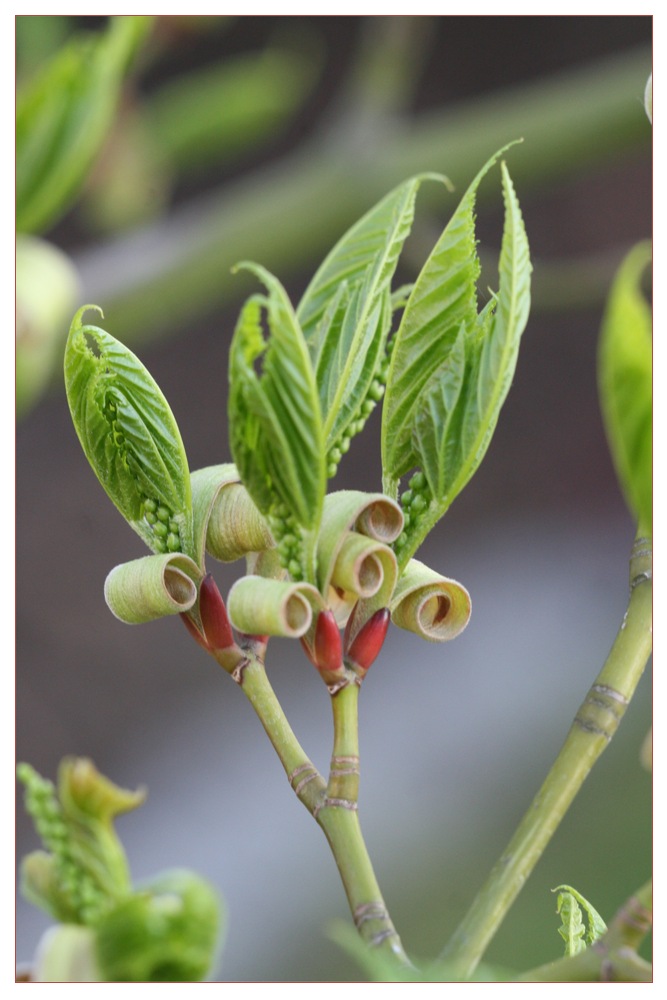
<box><xmin>297</xmin><ymin>175</ymin><xmax>448</xmax><ymax>456</ymax></box>
<box><xmin>64</xmin><ymin>306</ymin><xmax>194</xmax><ymax>558</ymax></box>
<box><xmin>228</xmin><ymin>265</ymin><xmax>326</xmax><ymax>557</ymax></box>
<box><xmin>382</xmin><ymin>148</ymin><xmax>531</xmax><ymax>561</ymax></box>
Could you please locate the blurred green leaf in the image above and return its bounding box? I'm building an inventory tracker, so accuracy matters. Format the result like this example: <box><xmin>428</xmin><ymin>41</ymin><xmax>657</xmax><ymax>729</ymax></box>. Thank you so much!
<box><xmin>95</xmin><ymin>869</ymin><xmax>223</xmax><ymax>982</ymax></box>
<box><xmin>382</xmin><ymin>150</ymin><xmax>531</xmax><ymax>562</ymax></box>
<box><xmin>148</xmin><ymin>47</ymin><xmax>319</xmax><ymax>171</ymax></box>
<box><xmin>297</xmin><ymin>175</ymin><xmax>446</xmax><ymax>459</ymax></box>
<box><xmin>228</xmin><ymin>264</ymin><xmax>325</xmax><ymax>577</ymax></box>
<box><xmin>64</xmin><ymin>306</ymin><xmax>194</xmax><ymax>558</ymax></box>
<box><xmin>16</xmin><ymin>16</ymin><xmax>151</xmax><ymax>234</ymax></box>
<box><xmin>598</xmin><ymin>242</ymin><xmax>652</xmax><ymax>532</ymax></box>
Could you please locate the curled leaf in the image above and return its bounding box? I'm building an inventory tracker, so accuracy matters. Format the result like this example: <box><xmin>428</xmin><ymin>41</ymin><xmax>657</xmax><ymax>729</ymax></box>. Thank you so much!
<box><xmin>390</xmin><ymin>559</ymin><xmax>471</xmax><ymax>642</ymax></box>
<box><xmin>189</xmin><ymin>464</ymin><xmax>241</xmax><ymax>567</ymax></box>
<box><xmin>104</xmin><ymin>553</ymin><xmax>201</xmax><ymax>624</ymax></box>
<box><xmin>65</xmin><ymin>306</ymin><xmax>194</xmax><ymax>558</ymax></box>
<box><xmin>316</xmin><ymin>491</ymin><xmax>402</xmax><ymax>599</ymax></box>
<box><xmin>227</xmin><ymin>576</ymin><xmax>323</xmax><ymax>638</ymax></box>
<box><xmin>330</xmin><ymin>532</ymin><xmax>386</xmax><ymax>599</ymax></box>
<box><xmin>206</xmin><ymin>482</ymin><xmax>275</xmax><ymax>562</ymax></box>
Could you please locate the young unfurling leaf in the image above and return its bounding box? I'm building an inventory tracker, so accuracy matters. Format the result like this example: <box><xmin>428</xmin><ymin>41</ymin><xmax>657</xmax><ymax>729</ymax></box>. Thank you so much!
<box><xmin>228</xmin><ymin>264</ymin><xmax>325</xmax><ymax>580</ymax></box>
<box><xmin>382</xmin><ymin>147</ymin><xmax>531</xmax><ymax>565</ymax></box>
<box><xmin>598</xmin><ymin>242</ymin><xmax>652</xmax><ymax>533</ymax></box>
<box><xmin>296</xmin><ymin>174</ymin><xmax>449</xmax><ymax>468</ymax></box>
<box><xmin>553</xmin><ymin>885</ymin><xmax>607</xmax><ymax>956</ymax></box>
<box><xmin>64</xmin><ymin>306</ymin><xmax>194</xmax><ymax>558</ymax></box>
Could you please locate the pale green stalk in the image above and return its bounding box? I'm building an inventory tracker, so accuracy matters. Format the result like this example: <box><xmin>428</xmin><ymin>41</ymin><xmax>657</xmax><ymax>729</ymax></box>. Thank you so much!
<box><xmin>317</xmin><ymin>683</ymin><xmax>409</xmax><ymax>965</ymax></box>
<box><xmin>234</xmin><ymin>658</ymin><xmax>409</xmax><ymax>965</ymax></box>
<box><xmin>231</xmin><ymin>654</ymin><xmax>326</xmax><ymax>816</ymax></box>
<box><xmin>440</xmin><ymin>534</ymin><xmax>652</xmax><ymax>980</ymax></box>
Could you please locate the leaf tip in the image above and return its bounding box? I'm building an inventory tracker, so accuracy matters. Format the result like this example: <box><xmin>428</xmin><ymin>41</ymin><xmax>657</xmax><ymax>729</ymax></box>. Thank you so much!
<box><xmin>70</xmin><ymin>304</ymin><xmax>104</xmax><ymax>332</ymax></box>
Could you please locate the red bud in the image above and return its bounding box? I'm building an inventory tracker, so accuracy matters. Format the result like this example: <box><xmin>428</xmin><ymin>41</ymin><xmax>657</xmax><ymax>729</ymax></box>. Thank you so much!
<box><xmin>301</xmin><ymin>610</ymin><xmax>343</xmax><ymax>675</ymax></box>
<box><xmin>314</xmin><ymin>610</ymin><xmax>343</xmax><ymax>674</ymax></box>
<box><xmin>199</xmin><ymin>574</ymin><xmax>235</xmax><ymax>651</ymax></box>
<box><xmin>345</xmin><ymin>608</ymin><xmax>390</xmax><ymax>674</ymax></box>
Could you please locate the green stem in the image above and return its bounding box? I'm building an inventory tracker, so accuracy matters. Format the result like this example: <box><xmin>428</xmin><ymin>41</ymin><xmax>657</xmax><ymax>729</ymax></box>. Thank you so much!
<box><xmin>440</xmin><ymin>534</ymin><xmax>652</xmax><ymax>980</ymax></box>
<box><xmin>316</xmin><ymin>682</ymin><xmax>409</xmax><ymax>965</ymax></box>
<box><xmin>233</xmin><ymin>656</ymin><xmax>409</xmax><ymax>965</ymax></box>
<box><xmin>515</xmin><ymin>880</ymin><xmax>652</xmax><ymax>982</ymax></box>
<box><xmin>234</xmin><ymin>653</ymin><xmax>326</xmax><ymax>815</ymax></box>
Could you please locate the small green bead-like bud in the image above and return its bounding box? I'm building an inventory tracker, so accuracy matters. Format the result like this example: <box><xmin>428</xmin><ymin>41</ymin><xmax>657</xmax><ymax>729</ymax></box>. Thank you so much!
<box><xmin>166</xmin><ymin>533</ymin><xmax>180</xmax><ymax>552</ymax></box>
<box><xmin>156</xmin><ymin>506</ymin><xmax>170</xmax><ymax>523</ymax></box>
<box><xmin>153</xmin><ymin>521</ymin><xmax>168</xmax><ymax>538</ymax></box>
<box><xmin>409</xmin><ymin>471</ymin><xmax>426</xmax><ymax>492</ymax></box>
<box><xmin>288</xmin><ymin>559</ymin><xmax>302</xmax><ymax>579</ymax></box>
<box><xmin>410</xmin><ymin>494</ymin><xmax>427</xmax><ymax>513</ymax></box>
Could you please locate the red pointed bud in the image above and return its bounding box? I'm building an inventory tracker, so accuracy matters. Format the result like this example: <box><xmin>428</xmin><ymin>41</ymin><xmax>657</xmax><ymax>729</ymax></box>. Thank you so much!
<box><xmin>345</xmin><ymin>608</ymin><xmax>390</xmax><ymax>675</ymax></box>
<box><xmin>199</xmin><ymin>574</ymin><xmax>235</xmax><ymax>651</ymax></box>
<box><xmin>314</xmin><ymin>610</ymin><xmax>343</xmax><ymax>674</ymax></box>
<box><xmin>301</xmin><ymin>610</ymin><xmax>343</xmax><ymax>677</ymax></box>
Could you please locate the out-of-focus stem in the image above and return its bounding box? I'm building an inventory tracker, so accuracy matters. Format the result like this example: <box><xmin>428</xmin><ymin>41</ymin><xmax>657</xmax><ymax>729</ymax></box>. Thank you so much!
<box><xmin>440</xmin><ymin>534</ymin><xmax>652</xmax><ymax>980</ymax></box>
<box><xmin>79</xmin><ymin>47</ymin><xmax>651</xmax><ymax>343</ymax></box>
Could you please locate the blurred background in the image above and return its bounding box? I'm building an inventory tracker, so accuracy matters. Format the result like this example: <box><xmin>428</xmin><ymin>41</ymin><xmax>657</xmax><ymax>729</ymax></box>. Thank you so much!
<box><xmin>16</xmin><ymin>15</ymin><xmax>652</xmax><ymax>981</ymax></box>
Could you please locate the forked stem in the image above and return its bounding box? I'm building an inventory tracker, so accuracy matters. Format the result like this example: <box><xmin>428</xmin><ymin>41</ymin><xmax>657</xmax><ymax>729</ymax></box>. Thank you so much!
<box><xmin>232</xmin><ymin>657</ymin><xmax>409</xmax><ymax>965</ymax></box>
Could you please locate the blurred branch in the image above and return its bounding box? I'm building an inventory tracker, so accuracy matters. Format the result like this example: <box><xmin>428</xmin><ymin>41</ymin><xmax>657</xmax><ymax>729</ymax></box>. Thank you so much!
<box><xmin>75</xmin><ymin>45</ymin><xmax>650</xmax><ymax>344</ymax></box>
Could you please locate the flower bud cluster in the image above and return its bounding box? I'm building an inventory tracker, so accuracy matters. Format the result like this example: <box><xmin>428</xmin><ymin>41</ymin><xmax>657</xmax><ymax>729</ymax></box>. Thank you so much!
<box><xmin>18</xmin><ymin>764</ymin><xmax>106</xmax><ymax>924</ymax></box>
<box><xmin>103</xmin><ymin>396</ymin><xmax>182</xmax><ymax>554</ymax></box>
<box><xmin>142</xmin><ymin>497</ymin><xmax>181</xmax><ymax>553</ymax></box>
<box><xmin>326</xmin><ymin>348</ymin><xmax>391</xmax><ymax>479</ymax></box>
<box><xmin>395</xmin><ymin>470</ymin><xmax>432</xmax><ymax>558</ymax></box>
<box><xmin>270</xmin><ymin>506</ymin><xmax>305</xmax><ymax>580</ymax></box>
